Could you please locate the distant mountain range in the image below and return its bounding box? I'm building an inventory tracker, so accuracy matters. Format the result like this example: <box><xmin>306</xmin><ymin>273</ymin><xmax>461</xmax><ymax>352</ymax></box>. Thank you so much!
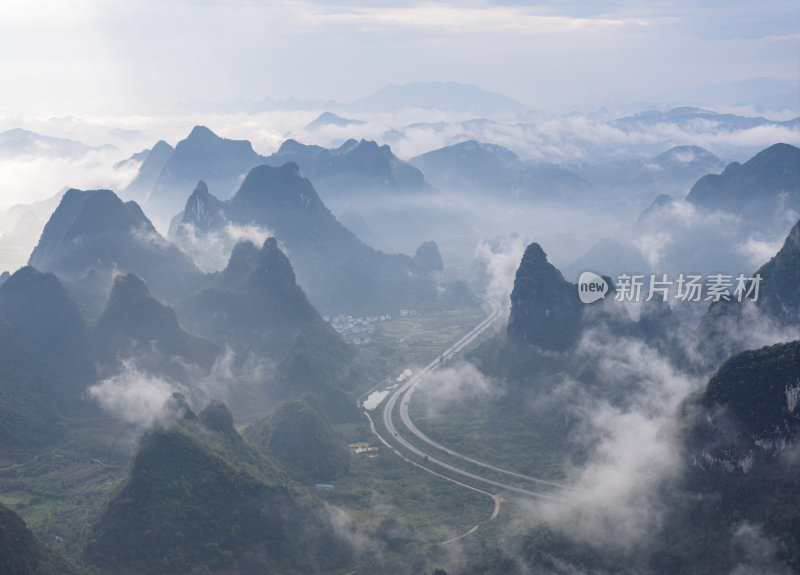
<box><xmin>305</xmin><ymin>111</ymin><xmax>365</xmax><ymax>131</ymax></box>
<box><xmin>264</xmin><ymin>138</ymin><xmax>433</xmax><ymax>205</ymax></box>
<box><xmin>410</xmin><ymin>139</ymin><xmax>592</xmax><ymax>203</ymax></box>
<box><xmin>350</xmin><ymin>81</ymin><xmax>526</xmax><ymax>114</ymax></box>
<box><xmin>611</xmin><ymin>106</ymin><xmax>800</xmax><ymax>133</ymax></box>
<box><xmin>172</xmin><ymin>81</ymin><xmax>528</xmax><ymax>116</ymax></box>
<box><xmin>121</xmin><ymin>126</ymin><xmax>461</xmax><ymax>251</ymax></box>
<box><xmin>0</xmin><ymin>128</ymin><xmax>114</xmax><ymax>159</ymax></box>
<box><xmin>122</xmin><ymin>126</ymin><xmax>267</xmax><ymax>229</ymax></box>
<box><xmin>575</xmin><ymin>144</ymin><xmax>728</xmax><ymax>214</ymax></box>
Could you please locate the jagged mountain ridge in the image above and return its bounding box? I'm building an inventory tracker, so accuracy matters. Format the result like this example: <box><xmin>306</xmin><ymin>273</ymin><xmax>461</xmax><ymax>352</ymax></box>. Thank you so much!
<box><xmin>174</xmin><ymin>162</ymin><xmax>441</xmax><ymax>314</ymax></box>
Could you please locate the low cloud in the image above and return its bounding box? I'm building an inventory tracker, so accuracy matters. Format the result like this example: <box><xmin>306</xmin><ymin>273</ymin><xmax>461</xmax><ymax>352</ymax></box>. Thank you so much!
<box><xmin>531</xmin><ymin>333</ymin><xmax>705</xmax><ymax>553</ymax></box>
<box><xmin>173</xmin><ymin>221</ymin><xmax>274</xmax><ymax>272</ymax></box>
<box><xmin>87</xmin><ymin>359</ymin><xmax>187</xmax><ymax>429</ymax></box>
<box><xmin>474</xmin><ymin>234</ymin><xmax>528</xmax><ymax>311</ymax></box>
<box><xmin>416</xmin><ymin>362</ymin><xmax>503</xmax><ymax>417</ymax></box>
<box><xmin>729</xmin><ymin>522</ymin><xmax>793</xmax><ymax>575</ymax></box>
<box><xmin>0</xmin><ymin>148</ymin><xmax>139</xmax><ymax>211</ymax></box>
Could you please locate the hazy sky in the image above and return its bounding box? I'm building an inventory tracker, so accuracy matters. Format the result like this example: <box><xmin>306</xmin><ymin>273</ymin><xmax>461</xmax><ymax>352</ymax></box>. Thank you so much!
<box><xmin>1</xmin><ymin>0</ymin><xmax>798</xmax><ymax>114</ymax></box>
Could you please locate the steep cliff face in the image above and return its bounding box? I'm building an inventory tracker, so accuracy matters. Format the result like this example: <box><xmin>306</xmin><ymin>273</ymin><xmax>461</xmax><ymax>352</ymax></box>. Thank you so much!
<box><xmin>507</xmin><ymin>243</ymin><xmax>582</xmax><ymax>351</ymax></box>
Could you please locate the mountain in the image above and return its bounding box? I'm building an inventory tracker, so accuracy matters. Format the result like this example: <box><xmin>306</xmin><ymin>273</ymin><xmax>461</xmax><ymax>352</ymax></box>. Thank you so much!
<box><xmin>0</xmin><ymin>128</ymin><xmax>113</xmax><ymax>159</ymax></box>
<box><xmin>177</xmin><ymin>237</ymin><xmax>347</xmax><ymax>357</ymax></box>
<box><xmin>120</xmin><ymin>139</ymin><xmax>174</xmax><ymax>205</ymax></box>
<box><xmin>93</xmin><ymin>273</ymin><xmax>220</xmax><ymax>375</ymax></box>
<box><xmin>248</xmin><ymin>397</ymin><xmax>350</xmax><ymax>482</ymax></box>
<box><xmin>685</xmin><ymin>143</ymin><xmax>800</xmax><ymax>217</ymax></box>
<box><xmin>409</xmin><ymin>139</ymin><xmax>592</xmax><ymax>203</ymax></box>
<box><xmin>0</xmin><ymin>320</ymin><xmax>65</xmax><ymax>459</ymax></box>
<box><xmin>634</xmin><ymin>193</ymin><xmax>675</xmax><ymax>228</ymax></box>
<box><xmin>414</xmin><ymin>240</ymin><xmax>444</xmax><ymax>275</ymax></box>
<box><xmin>699</xmin><ymin>217</ymin><xmax>800</xmax><ymax>362</ymax></box>
<box><xmin>611</xmin><ymin>106</ymin><xmax>800</xmax><ymax>133</ymax></box>
<box><xmin>85</xmin><ymin>403</ymin><xmax>352</xmax><ymax>574</ymax></box>
<box><xmin>174</xmin><ymin>163</ymin><xmax>441</xmax><ymax>315</ymax></box>
<box><xmin>176</xmin><ymin>236</ymin><xmax>361</xmax><ymax>422</ymax></box>
<box><xmin>0</xmin><ymin>266</ymin><xmax>88</xmax><ymax>364</ymax></box>
<box><xmin>0</xmin><ymin>192</ymin><xmax>65</xmax><ymax>275</ymax></box>
<box><xmin>562</xmin><ymin>238</ymin><xmax>652</xmax><ymax>283</ymax></box>
<box><xmin>126</xmin><ymin>126</ymin><xmax>268</xmax><ymax>230</ymax></box>
<box><xmin>305</xmin><ymin>111</ymin><xmax>364</xmax><ymax>130</ymax></box>
<box><xmin>265</xmin><ymin>138</ymin><xmax>434</xmax><ymax>206</ymax></box>
<box><xmin>507</xmin><ymin>243</ymin><xmax>582</xmax><ymax>351</ymax></box>
<box><xmin>612</xmin><ymin>145</ymin><xmax>726</xmax><ymax>211</ymax></box>
<box><xmin>174</xmin><ymin>180</ymin><xmax>226</xmax><ymax>234</ymax></box>
<box><xmin>263</xmin><ymin>138</ymin><xmax>470</xmax><ymax>251</ymax></box>
<box><xmin>351</xmin><ymin>81</ymin><xmax>526</xmax><ymax>114</ymax></box>
<box><xmin>28</xmin><ymin>188</ymin><xmax>203</xmax><ymax>308</ymax></box>
<box><xmin>0</xmin><ymin>266</ymin><xmax>93</xmax><ymax>413</ymax></box>
<box><xmin>654</xmin><ymin>341</ymin><xmax>800</xmax><ymax>573</ymax></box>
<box><xmin>655</xmin><ymin>77</ymin><xmax>800</xmax><ymax>111</ymax></box>
<box><xmin>0</xmin><ymin>503</ymin><xmax>77</xmax><ymax>574</ymax></box>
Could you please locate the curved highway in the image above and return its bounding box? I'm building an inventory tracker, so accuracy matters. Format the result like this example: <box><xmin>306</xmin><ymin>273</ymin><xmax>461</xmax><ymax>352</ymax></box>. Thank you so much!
<box><xmin>376</xmin><ymin>294</ymin><xmax>571</xmax><ymax>502</ymax></box>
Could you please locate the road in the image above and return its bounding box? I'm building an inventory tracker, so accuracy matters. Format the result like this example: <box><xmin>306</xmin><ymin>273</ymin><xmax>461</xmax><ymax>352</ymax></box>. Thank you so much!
<box><xmin>376</xmin><ymin>294</ymin><xmax>570</xmax><ymax>502</ymax></box>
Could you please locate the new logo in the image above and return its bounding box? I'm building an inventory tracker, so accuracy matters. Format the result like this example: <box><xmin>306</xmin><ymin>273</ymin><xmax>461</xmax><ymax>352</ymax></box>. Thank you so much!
<box><xmin>578</xmin><ymin>271</ymin><xmax>608</xmax><ymax>304</ymax></box>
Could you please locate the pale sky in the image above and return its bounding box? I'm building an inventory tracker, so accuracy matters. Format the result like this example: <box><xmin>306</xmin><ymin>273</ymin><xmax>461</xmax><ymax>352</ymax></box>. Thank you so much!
<box><xmin>0</xmin><ymin>0</ymin><xmax>798</xmax><ymax>114</ymax></box>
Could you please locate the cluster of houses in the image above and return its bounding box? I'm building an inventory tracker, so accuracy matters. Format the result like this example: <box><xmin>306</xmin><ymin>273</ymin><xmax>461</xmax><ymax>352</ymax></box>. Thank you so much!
<box><xmin>323</xmin><ymin>310</ymin><xmax>420</xmax><ymax>345</ymax></box>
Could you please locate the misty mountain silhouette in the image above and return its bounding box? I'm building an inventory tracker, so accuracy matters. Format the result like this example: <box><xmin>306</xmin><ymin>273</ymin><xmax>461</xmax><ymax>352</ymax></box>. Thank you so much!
<box><xmin>0</xmin><ymin>266</ymin><xmax>93</xmax><ymax>412</ymax></box>
<box><xmin>121</xmin><ymin>139</ymin><xmax>174</xmax><ymax>205</ymax></box>
<box><xmin>305</xmin><ymin>111</ymin><xmax>364</xmax><ymax>130</ymax></box>
<box><xmin>351</xmin><ymin>81</ymin><xmax>526</xmax><ymax>114</ymax></box>
<box><xmin>93</xmin><ymin>272</ymin><xmax>220</xmax><ymax>372</ymax></box>
<box><xmin>177</xmin><ymin>236</ymin><xmax>346</xmax><ymax>357</ymax></box>
<box><xmin>685</xmin><ymin>143</ymin><xmax>800</xmax><ymax>216</ymax></box>
<box><xmin>414</xmin><ymin>240</ymin><xmax>444</xmax><ymax>275</ymax></box>
<box><xmin>265</xmin><ymin>137</ymin><xmax>433</xmax><ymax>204</ymax></box>
<box><xmin>612</xmin><ymin>106</ymin><xmax>800</xmax><ymax>132</ymax></box>
<box><xmin>409</xmin><ymin>139</ymin><xmax>591</xmax><ymax>202</ymax></box>
<box><xmin>172</xmin><ymin>179</ymin><xmax>227</xmax><ymax>236</ymax></box>
<box><xmin>29</xmin><ymin>188</ymin><xmax>203</xmax><ymax>304</ymax></box>
<box><xmin>175</xmin><ymin>163</ymin><xmax>439</xmax><ymax>314</ymax></box>
<box><xmin>127</xmin><ymin>126</ymin><xmax>268</xmax><ymax>229</ymax></box>
<box><xmin>0</xmin><ymin>265</ymin><xmax>87</xmax><ymax>361</ymax></box>
<box><xmin>0</xmin><ymin>128</ymin><xmax>113</xmax><ymax>159</ymax></box>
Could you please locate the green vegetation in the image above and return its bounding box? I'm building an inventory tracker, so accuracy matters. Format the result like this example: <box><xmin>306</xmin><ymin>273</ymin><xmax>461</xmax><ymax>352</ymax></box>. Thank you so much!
<box><xmin>355</xmin><ymin>306</ymin><xmax>489</xmax><ymax>381</ymax></box>
<box><xmin>657</xmin><ymin>341</ymin><xmax>800</xmax><ymax>573</ymax></box>
<box><xmin>247</xmin><ymin>397</ymin><xmax>350</xmax><ymax>482</ymax></box>
<box><xmin>85</xmin><ymin>404</ymin><xmax>352</xmax><ymax>575</ymax></box>
<box><xmin>0</xmin><ymin>502</ymin><xmax>78</xmax><ymax>575</ymax></box>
